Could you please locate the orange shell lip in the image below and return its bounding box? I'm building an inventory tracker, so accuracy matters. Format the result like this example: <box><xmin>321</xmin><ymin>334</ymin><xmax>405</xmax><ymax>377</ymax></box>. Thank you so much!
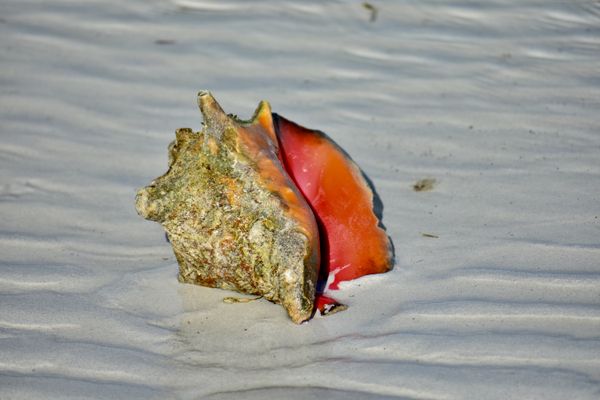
<box><xmin>273</xmin><ymin>114</ymin><xmax>394</xmax><ymax>300</ymax></box>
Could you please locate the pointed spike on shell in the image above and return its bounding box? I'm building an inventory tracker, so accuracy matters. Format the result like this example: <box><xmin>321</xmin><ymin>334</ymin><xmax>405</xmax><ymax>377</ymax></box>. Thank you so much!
<box><xmin>249</xmin><ymin>100</ymin><xmax>278</xmax><ymax>144</ymax></box>
<box><xmin>197</xmin><ymin>90</ymin><xmax>230</xmax><ymax>132</ymax></box>
<box><xmin>175</xmin><ymin>127</ymin><xmax>195</xmax><ymax>145</ymax></box>
<box><xmin>251</xmin><ymin>100</ymin><xmax>273</xmax><ymax>128</ymax></box>
<box><xmin>169</xmin><ymin>128</ymin><xmax>197</xmax><ymax>167</ymax></box>
<box><xmin>135</xmin><ymin>185</ymin><xmax>163</xmax><ymax>223</ymax></box>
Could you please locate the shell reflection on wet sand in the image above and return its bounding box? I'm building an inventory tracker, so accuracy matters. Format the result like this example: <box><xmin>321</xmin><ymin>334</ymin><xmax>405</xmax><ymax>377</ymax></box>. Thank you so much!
<box><xmin>136</xmin><ymin>91</ymin><xmax>392</xmax><ymax>322</ymax></box>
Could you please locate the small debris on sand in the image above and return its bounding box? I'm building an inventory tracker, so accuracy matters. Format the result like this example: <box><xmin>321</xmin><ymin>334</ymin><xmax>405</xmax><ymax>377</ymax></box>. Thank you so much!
<box><xmin>413</xmin><ymin>178</ymin><xmax>436</xmax><ymax>192</ymax></box>
<box><xmin>362</xmin><ymin>2</ymin><xmax>378</xmax><ymax>22</ymax></box>
<box><xmin>223</xmin><ymin>296</ymin><xmax>262</xmax><ymax>304</ymax></box>
<box><xmin>154</xmin><ymin>39</ymin><xmax>176</xmax><ymax>45</ymax></box>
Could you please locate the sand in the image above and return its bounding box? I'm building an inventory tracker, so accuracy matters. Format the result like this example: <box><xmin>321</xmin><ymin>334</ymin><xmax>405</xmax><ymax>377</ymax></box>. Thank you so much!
<box><xmin>1</xmin><ymin>1</ymin><xmax>599</xmax><ymax>399</ymax></box>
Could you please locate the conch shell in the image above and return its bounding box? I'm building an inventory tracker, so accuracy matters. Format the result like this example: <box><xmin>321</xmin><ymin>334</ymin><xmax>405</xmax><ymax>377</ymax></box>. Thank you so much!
<box><xmin>136</xmin><ymin>91</ymin><xmax>393</xmax><ymax>323</ymax></box>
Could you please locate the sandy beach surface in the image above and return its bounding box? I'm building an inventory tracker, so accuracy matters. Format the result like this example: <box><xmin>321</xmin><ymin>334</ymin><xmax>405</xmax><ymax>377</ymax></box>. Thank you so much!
<box><xmin>1</xmin><ymin>1</ymin><xmax>600</xmax><ymax>399</ymax></box>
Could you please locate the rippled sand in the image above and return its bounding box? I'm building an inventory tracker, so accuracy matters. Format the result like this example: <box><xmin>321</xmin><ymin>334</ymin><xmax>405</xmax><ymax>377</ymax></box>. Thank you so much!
<box><xmin>1</xmin><ymin>1</ymin><xmax>599</xmax><ymax>399</ymax></box>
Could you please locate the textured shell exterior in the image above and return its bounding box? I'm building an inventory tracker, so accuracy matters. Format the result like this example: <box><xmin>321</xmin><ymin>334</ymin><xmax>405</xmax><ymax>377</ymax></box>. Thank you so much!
<box><xmin>135</xmin><ymin>92</ymin><xmax>320</xmax><ymax>323</ymax></box>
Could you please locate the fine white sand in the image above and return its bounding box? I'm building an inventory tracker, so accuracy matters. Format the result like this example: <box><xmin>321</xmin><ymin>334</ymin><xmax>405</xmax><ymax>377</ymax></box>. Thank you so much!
<box><xmin>1</xmin><ymin>1</ymin><xmax>599</xmax><ymax>399</ymax></box>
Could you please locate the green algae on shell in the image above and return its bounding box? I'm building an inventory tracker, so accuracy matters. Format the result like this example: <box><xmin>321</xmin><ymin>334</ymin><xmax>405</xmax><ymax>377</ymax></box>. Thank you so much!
<box><xmin>135</xmin><ymin>91</ymin><xmax>320</xmax><ymax>323</ymax></box>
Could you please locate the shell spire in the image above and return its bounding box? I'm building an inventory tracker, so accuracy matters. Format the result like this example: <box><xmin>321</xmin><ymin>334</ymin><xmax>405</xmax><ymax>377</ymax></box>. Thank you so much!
<box><xmin>197</xmin><ymin>90</ymin><xmax>230</xmax><ymax>134</ymax></box>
